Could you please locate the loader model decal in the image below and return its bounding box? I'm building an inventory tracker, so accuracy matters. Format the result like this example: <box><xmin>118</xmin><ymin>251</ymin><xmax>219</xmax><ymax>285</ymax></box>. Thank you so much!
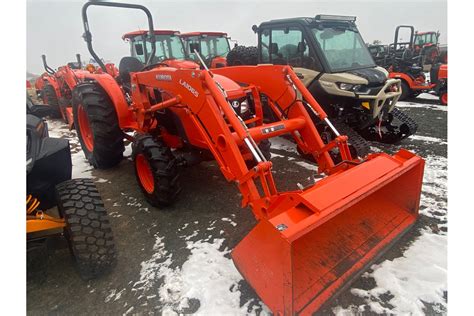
<box><xmin>156</xmin><ymin>74</ymin><xmax>172</xmax><ymax>81</ymax></box>
<box><xmin>179</xmin><ymin>79</ymin><xmax>199</xmax><ymax>97</ymax></box>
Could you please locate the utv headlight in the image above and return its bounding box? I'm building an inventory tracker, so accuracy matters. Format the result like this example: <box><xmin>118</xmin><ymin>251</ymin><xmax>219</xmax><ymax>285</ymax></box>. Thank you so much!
<box><xmin>338</xmin><ymin>83</ymin><xmax>354</xmax><ymax>91</ymax></box>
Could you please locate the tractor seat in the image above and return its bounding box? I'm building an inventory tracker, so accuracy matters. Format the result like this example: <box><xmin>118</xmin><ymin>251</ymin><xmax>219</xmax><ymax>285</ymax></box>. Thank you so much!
<box><xmin>119</xmin><ymin>57</ymin><xmax>144</xmax><ymax>84</ymax></box>
<box><xmin>408</xmin><ymin>65</ymin><xmax>423</xmax><ymax>76</ymax></box>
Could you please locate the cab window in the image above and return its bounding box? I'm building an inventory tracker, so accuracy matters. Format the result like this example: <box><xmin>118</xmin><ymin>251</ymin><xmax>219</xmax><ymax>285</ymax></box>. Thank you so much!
<box><xmin>260</xmin><ymin>26</ymin><xmax>320</xmax><ymax>70</ymax></box>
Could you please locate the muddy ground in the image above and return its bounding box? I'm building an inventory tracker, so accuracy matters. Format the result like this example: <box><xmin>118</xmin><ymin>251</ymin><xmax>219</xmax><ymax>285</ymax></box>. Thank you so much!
<box><xmin>27</xmin><ymin>94</ymin><xmax>447</xmax><ymax>315</ymax></box>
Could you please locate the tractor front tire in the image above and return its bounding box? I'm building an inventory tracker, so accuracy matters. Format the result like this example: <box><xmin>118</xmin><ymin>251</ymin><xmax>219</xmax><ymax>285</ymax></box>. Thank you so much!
<box><xmin>42</xmin><ymin>84</ymin><xmax>61</xmax><ymax>118</ymax></box>
<box><xmin>399</xmin><ymin>80</ymin><xmax>411</xmax><ymax>101</ymax></box>
<box><xmin>227</xmin><ymin>46</ymin><xmax>259</xmax><ymax>66</ymax></box>
<box><xmin>73</xmin><ymin>84</ymin><xmax>124</xmax><ymax>169</ymax></box>
<box><xmin>132</xmin><ymin>135</ymin><xmax>181</xmax><ymax>207</ymax></box>
<box><xmin>55</xmin><ymin>178</ymin><xmax>116</xmax><ymax>280</ymax></box>
<box><xmin>439</xmin><ymin>90</ymin><xmax>447</xmax><ymax>105</ymax></box>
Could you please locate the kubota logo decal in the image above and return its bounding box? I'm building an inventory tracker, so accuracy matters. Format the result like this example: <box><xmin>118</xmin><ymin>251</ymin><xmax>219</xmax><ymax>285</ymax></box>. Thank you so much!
<box><xmin>179</xmin><ymin>79</ymin><xmax>199</xmax><ymax>97</ymax></box>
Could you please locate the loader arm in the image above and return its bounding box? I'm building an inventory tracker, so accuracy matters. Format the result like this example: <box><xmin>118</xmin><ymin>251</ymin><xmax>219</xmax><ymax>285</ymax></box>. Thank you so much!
<box><xmin>130</xmin><ymin>65</ymin><xmax>353</xmax><ymax>214</ymax></box>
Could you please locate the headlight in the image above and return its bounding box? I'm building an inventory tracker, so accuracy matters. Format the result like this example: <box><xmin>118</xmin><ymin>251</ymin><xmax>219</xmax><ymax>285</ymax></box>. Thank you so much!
<box><xmin>240</xmin><ymin>100</ymin><xmax>249</xmax><ymax>113</ymax></box>
<box><xmin>338</xmin><ymin>83</ymin><xmax>354</xmax><ymax>91</ymax></box>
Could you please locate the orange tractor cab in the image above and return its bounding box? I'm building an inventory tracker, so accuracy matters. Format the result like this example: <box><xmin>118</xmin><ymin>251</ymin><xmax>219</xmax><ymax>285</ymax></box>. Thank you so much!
<box><xmin>74</xmin><ymin>2</ymin><xmax>425</xmax><ymax>314</ymax></box>
<box><xmin>387</xmin><ymin>26</ymin><xmax>448</xmax><ymax>105</ymax></box>
<box><xmin>122</xmin><ymin>29</ymin><xmax>198</xmax><ymax>69</ymax></box>
<box><xmin>413</xmin><ymin>30</ymin><xmax>444</xmax><ymax>64</ymax></box>
<box><xmin>180</xmin><ymin>31</ymin><xmax>233</xmax><ymax>68</ymax></box>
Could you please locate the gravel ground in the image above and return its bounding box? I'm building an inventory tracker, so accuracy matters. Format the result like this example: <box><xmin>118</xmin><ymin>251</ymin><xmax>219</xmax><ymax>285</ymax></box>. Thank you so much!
<box><xmin>27</xmin><ymin>93</ymin><xmax>447</xmax><ymax>315</ymax></box>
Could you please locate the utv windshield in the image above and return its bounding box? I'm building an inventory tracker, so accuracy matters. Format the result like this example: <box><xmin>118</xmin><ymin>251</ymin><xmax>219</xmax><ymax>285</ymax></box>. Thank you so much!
<box><xmin>185</xmin><ymin>35</ymin><xmax>230</xmax><ymax>60</ymax></box>
<box><xmin>132</xmin><ymin>35</ymin><xmax>186</xmax><ymax>63</ymax></box>
<box><xmin>312</xmin><ymin>26</ymin><xmax>375</xmax><ymax>72</ymax></box>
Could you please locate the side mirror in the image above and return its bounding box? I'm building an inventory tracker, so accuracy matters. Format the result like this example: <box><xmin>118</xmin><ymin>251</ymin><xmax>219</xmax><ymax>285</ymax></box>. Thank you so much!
<box><xmin>135</xmin><ymin>44</ymin><xmax>144</xmax><ymax>56</ymax></box>
<box><xmin>252</xmin><ymin>25</ymin><xmax>258</xmax><ymax>33</ymax></box>
<box><xmin>270</xmin><ymin>43</ymin><xmax>279</xmax><ymax>54</ymax></box>
<box><xmin>297</xmin><ymin>41</ymin><xmax>306</xmax><ymax>53</ymax></box>
<box><xmin>190</xmin><ymin>42</ymin><xmax>200</xmax><ymax>53</ymax></box>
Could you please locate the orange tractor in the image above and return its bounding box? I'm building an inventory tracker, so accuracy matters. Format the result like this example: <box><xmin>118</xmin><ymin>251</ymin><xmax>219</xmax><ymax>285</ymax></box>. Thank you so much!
<box><xmin>34</xmin><ymin>54</ymin><xmax>90</xmax><ymax>127</ymax></box>
<box><xmin>74</xmin><ymin>2</ymin><xmax>425</xmax><ymax>314</ymax></box>
<box><xmin>180</xmin><ymin>31</ymin><xmax>233</xmax><ymax>68</ymax></box>
<box><xmin>387</xmin><ymin>26</ymin><xmax>448</xmax><ymax>104</ymax></box>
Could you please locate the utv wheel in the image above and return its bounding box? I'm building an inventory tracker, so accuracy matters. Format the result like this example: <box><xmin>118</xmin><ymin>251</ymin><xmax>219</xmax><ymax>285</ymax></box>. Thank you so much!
<box><xmin>298</xmin><ymin>120</ymin><xmax>369</xmax><ymax>162</ymax></box>
<box><xmin>55</xmin><ymin>178</ymin><xmax>116</xmax><ymax>280</ymax></box>
<box><xmin>332</xmin><ymin>120</ymin><xmax>370</xmax><ymax>159</ymax></box>
<box><xmin>73</xmin><ymin>84</ymin><xmax>124</xmax><ymax>169</ymax></box>
<box><xmin>391</xmin><ymin>107</ymin><xmax>418</xmax><ymax>139</ymax></box>
<box><xmin>42</xmin><ymin>84</ymin><xmax>61</xmax><ymax>118</ymax></box>
<box><xmin>227</xmin><ymin>45</ymin><xmax>258</xmax><ymax>66</ymax></box>
<box><xmin>132</xmin><ymin>135</ymin><xmax>181</xmax><ymax>207</ymax></box>
<box><xmin>399</xmin><ymin>81</ymin><xmax>411</xmax><ymax>101</ymax></box>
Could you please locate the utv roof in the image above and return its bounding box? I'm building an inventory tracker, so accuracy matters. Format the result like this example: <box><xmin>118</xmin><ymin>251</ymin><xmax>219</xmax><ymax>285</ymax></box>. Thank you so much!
<box><xmin>258</xmin><ymin>15</ymin><xmax>357</xmax><ymax>27</ymax></box>
<box><xmin>180</xmin><ymin>32</ymin><xmax>228</xmax><ymax>37</ymax></box>
<box><xmin>122</xmin><ymin>30</ymin><xmax>180</xmax><ymax>40</ymax></box>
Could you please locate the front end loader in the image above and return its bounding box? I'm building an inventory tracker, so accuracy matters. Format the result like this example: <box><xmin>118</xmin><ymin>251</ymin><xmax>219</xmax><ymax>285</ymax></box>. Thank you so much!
<box><xmin>74</xmin><ymin>2</ymin><xmax>425</xmax><ymax>313</ymax></box>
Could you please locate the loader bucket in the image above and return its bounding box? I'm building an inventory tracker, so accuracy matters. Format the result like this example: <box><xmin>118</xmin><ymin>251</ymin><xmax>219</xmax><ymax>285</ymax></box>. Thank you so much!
<box><xmin>232</xmin><ymin>149</ymin><xmax>424</xmax><ymax>315</ymax></box>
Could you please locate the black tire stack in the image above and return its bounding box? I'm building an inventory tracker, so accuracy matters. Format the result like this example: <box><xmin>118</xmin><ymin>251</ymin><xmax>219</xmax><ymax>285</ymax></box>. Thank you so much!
<box><xmin>227</xmin><ymin>46</ymin><xmax>259</xmax><ymax>66</ymax></box>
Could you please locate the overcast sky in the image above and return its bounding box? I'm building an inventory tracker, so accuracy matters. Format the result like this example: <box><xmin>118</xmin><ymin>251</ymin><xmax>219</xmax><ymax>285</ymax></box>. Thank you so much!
<box><xmin>27</xmin><ymin>0</ymin><xmax>447</xmax><ymax>75</ymax></box>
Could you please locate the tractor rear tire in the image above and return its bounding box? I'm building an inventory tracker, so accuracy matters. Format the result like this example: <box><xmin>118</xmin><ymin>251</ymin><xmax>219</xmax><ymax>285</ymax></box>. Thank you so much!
<box><xmin>55</xmin><ymin>178</ymin><xmax>116</xmax><ymax>280</ymax></box>
<box><xmin>73</xmin><ymin>84</ymin><xmax>124</xmax><ymax>169</ymax></box>
<box><xmin>132</xmin><ymin>135</ymin><xmax>181</xmax><ymax>207</ymax></box>
<box><xmin>399</xmin><ymin>81</ymin><xmax>411</xmax><ymax>101</ymax></box>
<box><xmin>42</xmin><ymin>84</ymin><xmax>61</xmax><ymax>118</ymax></box>
<box><xmin>227</xmin><ymin>46</ymin><xmax>259</xmax><ymax>66</ymax></box>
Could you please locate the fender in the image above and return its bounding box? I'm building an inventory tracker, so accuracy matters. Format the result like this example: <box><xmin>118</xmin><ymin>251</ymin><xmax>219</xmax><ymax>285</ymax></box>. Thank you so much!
<box><xmin>76</xmin><ymin>73</ymin><xmax>138</xmax><ymax>130</ymax></box>
<box><xmin>42</xmin><ymin>74</ymin><xmax>61</xmax><ymax>97</ymax></box>
<box><xmin>389</xmin><ymin>72</ymin><xmax>414</xmax><ymax>87</ymax></box>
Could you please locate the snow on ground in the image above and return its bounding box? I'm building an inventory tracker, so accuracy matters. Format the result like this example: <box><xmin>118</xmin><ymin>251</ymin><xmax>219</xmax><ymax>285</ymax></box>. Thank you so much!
<box><xmin>353</xmin><ymin>231</ymin><xmax>447</xmax><ymax>315</ymax></box>
<box><xmin>336</xmin><ymin>135</ymin><xmax>447</xmax><ymax>313</ymax></box>
<box><xmin>397</xmin><ymin>101</ymin><xmax>447</xmax><ymax>112</ymax></box>
<box><xmin>410</xmin><ymin>135</ymin><xmax>447</xmax><ymax>145</ymax></box>
<box><xmin>135</xmin><ymin>232</ymin><xmax>270</xmax><ymax>315</ymax></box>
<box><xmin>45</xmin><ymin>97</ymin><xmax>447</xmax><ymax>315</ymax></box>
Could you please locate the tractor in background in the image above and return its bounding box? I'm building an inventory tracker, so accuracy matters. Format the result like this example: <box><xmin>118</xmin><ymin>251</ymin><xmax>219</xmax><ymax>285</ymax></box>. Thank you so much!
<box><xmin>34</xmin><ymin>54</ymin><xmax>90</xmax><ymax>127</ymax></box>
<box><xmin>383</xmin><ymin>25</ymin><xmax>448</xmax><ymax>104</ymax></box>
<box><xmin>72</xmin><ymin>3</ymin><xmax>425</xmax><ymax>314</ymax></box>
<box><xmin>180</xmin><ymin>32</ymin><xmax>233</xmax><ymax>68</ymax></box>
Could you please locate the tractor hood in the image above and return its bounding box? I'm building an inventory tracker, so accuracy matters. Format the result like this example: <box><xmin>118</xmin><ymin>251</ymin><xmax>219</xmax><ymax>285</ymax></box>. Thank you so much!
<box><xmin>213</xmin><ymin>74</ymin><xmax>246</xmax><ymax>100</ymax></box>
